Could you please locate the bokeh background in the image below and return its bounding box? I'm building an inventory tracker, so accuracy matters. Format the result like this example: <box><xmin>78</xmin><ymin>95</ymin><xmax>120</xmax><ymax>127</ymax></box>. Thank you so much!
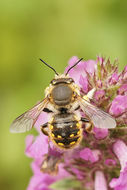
<box><xmin>0</xmin><ymin>0</ymin><xmax>127</xmax><ymax>190</ymax></box>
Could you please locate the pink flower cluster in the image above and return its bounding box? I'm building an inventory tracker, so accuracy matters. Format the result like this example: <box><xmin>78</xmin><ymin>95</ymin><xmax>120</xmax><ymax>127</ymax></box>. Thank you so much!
<box><xmin>25</xmin><ymin>56</ymin><xmax>127</xmax><ymax>190</ymax></box>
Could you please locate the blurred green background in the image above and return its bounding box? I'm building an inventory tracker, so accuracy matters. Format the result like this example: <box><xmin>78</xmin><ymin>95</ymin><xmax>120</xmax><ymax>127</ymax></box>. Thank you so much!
<box><xmin>0</xmin><ymin>0</ymin><xmax>127</xmax><ymax>190</ymax></box>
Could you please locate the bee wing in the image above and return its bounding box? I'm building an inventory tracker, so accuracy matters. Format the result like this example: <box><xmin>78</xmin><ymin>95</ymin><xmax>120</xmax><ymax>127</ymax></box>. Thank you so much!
<box><xmin>10</xmin><ymin>98</ymin><xmax>49</xmax><ymax>133</ymax></box>
<box><xmin>78</xmin><ymin>96</ymin><xmax>116</xmax><ymax>129</ymax></box>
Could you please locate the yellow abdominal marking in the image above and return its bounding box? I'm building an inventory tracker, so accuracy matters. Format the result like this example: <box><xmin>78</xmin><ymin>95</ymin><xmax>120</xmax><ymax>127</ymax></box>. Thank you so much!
<box><xmin>57</xmin><ymin>135</ymin><xmax>62</xmax><ymax>138</ymax></box>
<box><xmin>50</xmin><ymin>125</ymin><xmax>53</xmax><ymax>130</ymax></box>
<box><xmin>51</xmin><ymin>133</ymin><xmax>55</xmax><ymax>137</ymax></box>
<box><xmin>70</xmin><ymin>134</ymin><xmax>74</xmax><ymax>137</ymax></box>
<box><xmin>70</xmin><ymin>141</ymin><xmax>76</xmax><ymax>145</ymax></box>
<box><xmin>77</xmin><ymin>137</ymin><xmax>81</xmax><ymax>142</ymax></box>
<box><xmin>58</xmin><ymin>143</ymin><xmax>64</xmax><ymax>146</ymax></box>
<box><xmin>50</xmin><ymin>117</ymin><xmax>54</xmax><ymax>123</ymax></box>
<box><xmin>76</xmin><ymin>123</ymin><xmax>80</xmax><ymax>127</ymax></box>
<box><xmin>77</xmin><ymin>131</ymin><xmax>80</xmax><ymax>135</ymax></box>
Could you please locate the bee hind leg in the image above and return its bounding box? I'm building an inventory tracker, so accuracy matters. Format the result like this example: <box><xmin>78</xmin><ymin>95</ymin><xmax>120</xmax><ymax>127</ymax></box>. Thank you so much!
<box><xmin>41</xmin><ymin>122</ymin><xmax>49</xmax><ymax>136</ymax></box>
<box><xmin>81</xmin><ymin>117</ymin><xmax>94</xmax><ymax>133</ymax></box>
<box><xmin>81</xmin><ymin>117</ymin><xmax>89</xmax><ymax>122</ymax></box>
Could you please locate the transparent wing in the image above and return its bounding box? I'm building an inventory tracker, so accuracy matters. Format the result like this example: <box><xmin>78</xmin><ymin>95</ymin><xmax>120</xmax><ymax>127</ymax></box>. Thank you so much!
<box><xmin>10</xmin><ymin>98</ymin><xmax>49</xmax><ymax>133</ymax></box>
<box><xmin>78</xmin><ymin>96</ymin><xmax>116</xmax><ymax>129</ymax></box>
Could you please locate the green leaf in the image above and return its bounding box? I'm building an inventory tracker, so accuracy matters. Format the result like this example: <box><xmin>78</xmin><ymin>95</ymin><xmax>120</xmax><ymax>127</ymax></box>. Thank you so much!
<box><xmin>106</xmin><ymin>85</ymin><xmax>120</xmax><ymax>101</ymax></box>
<box><xmin>50</xmin><ymin>178</ymin><xmax>83</xmax><ymax>190</ymax></box>
<box><xmin>97</xmin><ymin>62</ymin><xmax>101</xmax><ymax>80</ymax></box>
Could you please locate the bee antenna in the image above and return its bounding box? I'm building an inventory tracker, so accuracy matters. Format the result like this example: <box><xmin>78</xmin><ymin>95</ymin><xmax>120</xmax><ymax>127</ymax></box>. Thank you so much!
<box><xmin>39</xmin><ymin>58</ymin><xmax>59</xmax><ymax>75</ymax></box>
<box><xmin>66</xmin><ymin>58</ymin><xmax>83</xmax><ymax>75</ymax></box>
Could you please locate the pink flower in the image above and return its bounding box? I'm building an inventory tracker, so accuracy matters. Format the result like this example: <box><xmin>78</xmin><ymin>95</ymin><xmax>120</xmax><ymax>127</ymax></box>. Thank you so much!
<box><xmin>105</xmin><ymin>159</ymin><xmax>117</xmax><ymax>167</ymax></box>
<box><xmin>110</xmin><ymin>95</ymin><xmax>127</xmax><ymax>117</ymax></box>
<box><xmin>79</xmin><ymin>148</ymin><xmax>101</xmax><ymax>163</ymax></box>
<box><xmin>94</xmin><ymin>89</ymin><xmax>105</xmax><ymax>101</ymax></box>
<box><xmin>109</xmin><ymin>140</ymin><xmax>127</xmax><ymax>190</ymax></box>
<box><xmin>118</xmin><ymin>84</ymin><xmax>127</xmax><ymax>95</ymax></box>
<box><xmin>25</xmin><ymin>56</ymin><xmax>127</xmax><ymax>190</ymax></box>
<box><xmin>79</xmin><ymin>75</ymin><xmax>89</xmax><ymax>93</ymax></box>
<box><xmin>112</xmin><ymin>140</ymin><xmax>127</xmax><ymax>172</ymax></box>
<box><xmin>25</xmin><ymin>134</ymin><xmax>48</xmax><ymax>159</ymax></box>
<box><xmin>109</xmin><ymin>165</ymin><xmax>127</xmax><ymax>190</ymax></box>
<box><xmin>109</xmin><ymin>72</ymin><xmax>119</xmax><ymax>85</ymax></box>
<box><xmin>93</xmin><ymin>127</ymin><xmax>108</xmax><ymax>139</ymax></box>
<box><xmin>65</xmin><ymin>56</ymin><xmax>97</xmax><ymax>89</ymax></box>
<box><xmin>94</xmin><ymin>171</ymin><xmax>108</xmax><ymax>190</ymax></box>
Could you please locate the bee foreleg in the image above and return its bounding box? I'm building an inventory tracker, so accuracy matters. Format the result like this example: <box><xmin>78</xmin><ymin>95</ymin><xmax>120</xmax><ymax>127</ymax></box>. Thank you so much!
<box><xmin>41</xmin><ymin>123</ymin><xmax>49</xmax><ymax>136</ymax></box>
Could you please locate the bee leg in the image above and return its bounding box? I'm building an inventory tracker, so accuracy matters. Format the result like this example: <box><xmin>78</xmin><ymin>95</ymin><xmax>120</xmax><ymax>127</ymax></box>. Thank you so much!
<box><xmin>81</xmin><ymin>117</ymin><xmax>89</xmax><ymax>122</ymax></box>
<box><xmin>81</xmin><ymin>117</ymin><xmax>93</xmax><ymax>133</ymax></box>
<box><xmin>41</xmin><ymin>123</ymin><xmax>49</xmax><ymax>136</ymax></box>
<box><xmin>41</xmin><ymin>146</ymin><xmax>63</xmax><ymax>175</ymax></box>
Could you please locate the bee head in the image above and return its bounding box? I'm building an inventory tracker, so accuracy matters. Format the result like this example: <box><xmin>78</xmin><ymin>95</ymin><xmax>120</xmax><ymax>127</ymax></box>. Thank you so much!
<box><xmin>40</xmin><ymin>58</ymin><xmax>82</xmax><ymax>106</ymax></box>
<box><xmin>50</xmin><ymin>75</ymin><xmax>74</xmax><ymax>106</ymax></box>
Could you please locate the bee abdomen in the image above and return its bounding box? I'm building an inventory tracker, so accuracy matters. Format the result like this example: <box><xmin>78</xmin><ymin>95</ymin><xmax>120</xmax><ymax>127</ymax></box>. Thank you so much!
<box><xmin>50</xmin><ymin>117</ymin><xmax>82</xmax><ymax>149</ymax></box>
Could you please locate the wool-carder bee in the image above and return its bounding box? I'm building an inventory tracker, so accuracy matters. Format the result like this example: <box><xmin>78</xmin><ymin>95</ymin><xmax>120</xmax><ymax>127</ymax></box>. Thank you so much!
<box><xmin>10</xmin><ymin>58</ymin><xmax>116</xmax><ymax>149</ymax></box>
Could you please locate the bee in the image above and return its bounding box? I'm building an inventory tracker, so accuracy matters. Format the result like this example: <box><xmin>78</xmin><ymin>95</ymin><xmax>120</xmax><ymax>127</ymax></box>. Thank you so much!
<box><xmin>10</xmin><ymin>58</ymin><xmax>116</xmax><ymax>149</ymax></box>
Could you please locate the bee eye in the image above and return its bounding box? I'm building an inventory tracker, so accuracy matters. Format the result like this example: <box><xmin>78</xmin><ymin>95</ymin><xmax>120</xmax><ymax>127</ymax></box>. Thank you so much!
<box><xmin>68</xmin><ymin>78</ymin><xmax>74</xmax><ymax>83</ymax></box>
<box><xmin>51</xmin><ymin>79</ymin><xmax>56</xmax><ymax>85</ymax></box>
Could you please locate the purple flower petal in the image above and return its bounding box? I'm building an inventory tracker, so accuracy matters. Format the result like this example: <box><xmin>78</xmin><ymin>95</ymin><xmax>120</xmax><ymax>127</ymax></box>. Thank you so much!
<box><xmin>94</xmin><ymin>171</ymin><xmax>108</xmax><ymax>190</ymax></box>
<box><xmin>56</xmin><ymin>163</ymin><xmax>70</xmax><ymax>179</ymax></box>
<box><xmin>25</xmin><ymin>134</ymin><xmax>48</xmax><ymax>159</ymax></box>
<box><xmin>104</xmin><ymin>159</ymin><xmax>117</xmax><ymax>166</ymax></box>
<box><xmin>109</xmin><ymin>164</ymin><xmax>127</xmax><ymax>190</ymax></box>
<box><xmin>79</xmin><ymin>75</ymin><xmax>89</xmax><ymax>93</ymax></box>
<box><xmin>113</xmin><ymin>140</ymin><xmax>127</xmax><ymax>171</ymax></box>
<box><xmin>26</xmin><ymin>135</ymin><xmax>34</xmax><ymax>156</ymax></box>
<box><xmin>118</xmin><ymin>84</ymin><xmax>127</xmax><ymax>95</ymax></box>
<box><xmin>97</xmin><ymin>56</ymin><xmax>105</xmax><ymax>63</ymax></box>
<box><xmin>65</xmin><ymin>56</ymin><xmax>97</xmax><ymax>87</ymax></box>
<box><xmin>122</xmin><ymin>65</ymin><xmax>127</xmax><ymax>80</ymax></box>
<box><xmin>93</xmin><ymin>127</ymin><xmax>108</xmax><ymax>139</ymax></box>
<box><xmin>71</xmin><ymin>167</ymin><xmax>84</xmax><ymax>180</ymax></box>
<box><xmin>84</xmin><ymin>59</ymin><xmax>97</xmax><ymax>74</ymax></box>
<box><xmin>109</xmin><ymin>95</ymin><xmax>127</xmax><ymax>116</ymax></box>
<box><xmin>94</xmin><ymin>90</ymin><xmax>105</xmax><ymax>101</ymax></box>
<box><xmin>27</xmin><ymin>173</ymin><xmax>55</xmax><ymax>190</ymax></box>
<box><xmin>28</xmin><ymin>160</ymin><xmax>55</xmax><ymax>189</ymax></box>
<box><xmin>96</xmin><ymin>80</ymin><xmax>102</xmax><ymax>88</ymax></box>
<box><xmin>109</xmin><ymin>72</ymin><xmax>119</xmax><ymax>85</ymax></box>
<box><xmin>65</xmin><ymin>56</ymin><xmax>86</xmax><ymax>86</ymax></box>
<box><xmin>80</xmin><ymin>148</ymin><xmax>101</xmax><ymax>163</ymax></box>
